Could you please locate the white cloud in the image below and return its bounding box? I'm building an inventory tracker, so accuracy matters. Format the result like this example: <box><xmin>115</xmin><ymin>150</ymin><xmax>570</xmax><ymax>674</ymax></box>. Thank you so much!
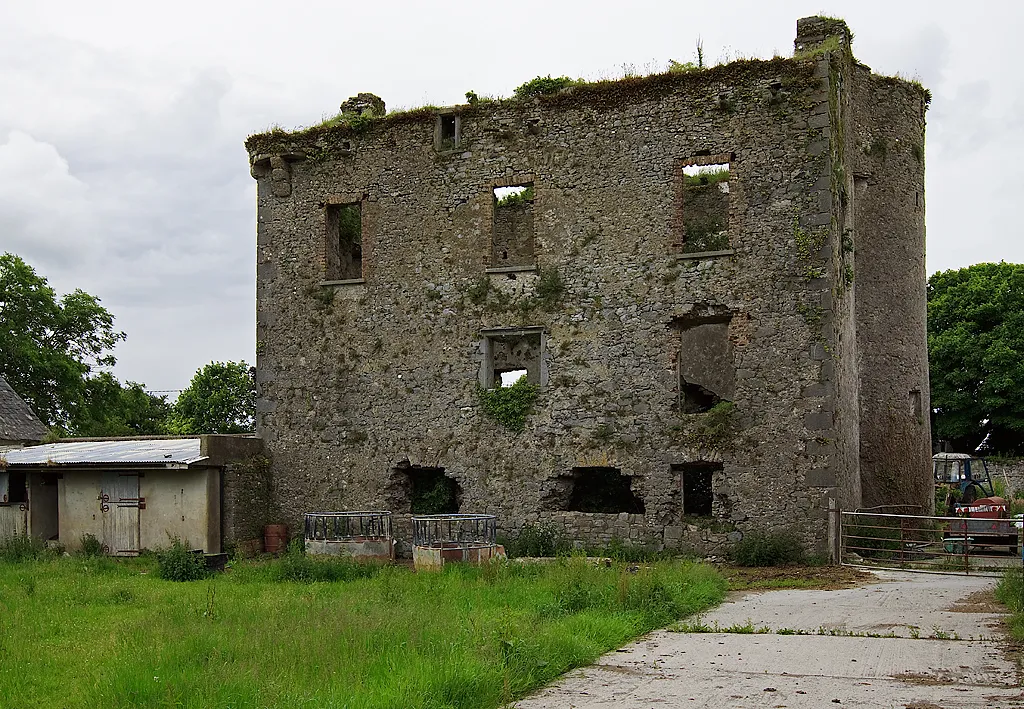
<box><xmin>0</xmin><ymin>131</ymin><xmax>99</xmax><ymax>263</ymax></box>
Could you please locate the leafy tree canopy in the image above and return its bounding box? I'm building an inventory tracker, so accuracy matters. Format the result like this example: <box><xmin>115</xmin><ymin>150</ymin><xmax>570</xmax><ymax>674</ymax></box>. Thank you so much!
<box><xmin>171</xmin><ymin>361</ymin><xmax>256</xmax><ymax>434</ymax></box>
<box><xmin>0</xmin><ymin>252</ymin><xmax>125</xmax><ymax>430</ymax></box>
<box><xmin>70</xmin><ymin>373</ymin><xmax>172</xmax><ymax>437</ymax></box>
<box><xmin>928</xmin><ymin>262</ymin><xmax>1024</xmax><ymax>455</ymax></box>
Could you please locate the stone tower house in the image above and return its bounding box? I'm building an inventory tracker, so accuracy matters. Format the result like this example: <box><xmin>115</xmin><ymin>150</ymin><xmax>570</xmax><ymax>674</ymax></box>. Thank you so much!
<box><xmin>246</xmin><ymin>16</ymin><xmax>931</xmax><ymax>555</ymax></box>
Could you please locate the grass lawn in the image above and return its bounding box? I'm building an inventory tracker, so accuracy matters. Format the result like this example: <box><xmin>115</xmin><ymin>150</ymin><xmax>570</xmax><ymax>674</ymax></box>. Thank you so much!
<box><xmin>0</xmin><ymin>554</ymin><xmax>724</xmax><ymax>708</ymax></box>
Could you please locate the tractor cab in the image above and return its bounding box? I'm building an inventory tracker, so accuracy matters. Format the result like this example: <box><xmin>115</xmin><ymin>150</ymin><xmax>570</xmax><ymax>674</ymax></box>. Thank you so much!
<box><xmin>933</xmin><ymin>452</ymin><xmax>995</xmax><ymax>503</ymax></box>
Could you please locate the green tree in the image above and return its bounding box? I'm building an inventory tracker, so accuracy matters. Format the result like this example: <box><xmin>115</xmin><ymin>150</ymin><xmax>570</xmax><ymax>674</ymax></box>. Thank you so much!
<box><xmin>171</xmin><ymin>361</ymin><xmax>256</xmax><ymax>434</ymax></box>
<box><xmin>928</xmin><ymin>262</ymin><xmax>1024</xmax><ymax>454</ymax></box>
<box><xmin>70</xmin><ymin>372</ymin><xmax>172</xmax><ymax>437</ymax></box>
<box><xmin>0</xmin><ymin>252</ymin><xmax>125</xmax><ymax>430</ymax></box>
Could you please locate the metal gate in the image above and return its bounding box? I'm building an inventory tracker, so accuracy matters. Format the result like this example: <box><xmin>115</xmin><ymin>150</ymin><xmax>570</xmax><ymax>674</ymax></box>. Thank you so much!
<box><xmin>101</xmin><ymin>473</ymin><xmax>140</xmax><ymax>556</ymax></box>
<box><xmin>840</xmin><ymin>509</ymin><xmax>1021</xmax><ymax>575</ymax></box>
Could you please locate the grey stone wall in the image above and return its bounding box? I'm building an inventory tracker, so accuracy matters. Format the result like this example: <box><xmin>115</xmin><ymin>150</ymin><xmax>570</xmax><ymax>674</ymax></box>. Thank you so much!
<box><xmin>986</xmin><ymin>462</ymin><xmax>1024</xmax><ymax>499</ymax></box>
<box><xmin>202</xmin><ymin>436</ymin><xmax>273</xmax><ymax>547</ymax></box>
<box><xmin>246</xmin><ymin>16</ymin><xmax>930</xmax><ymax>556</ymax></box>
<box><xmin>851</xmin><ymin>66</ymin><xmax>932</xmax><ymax>511</ymax></box>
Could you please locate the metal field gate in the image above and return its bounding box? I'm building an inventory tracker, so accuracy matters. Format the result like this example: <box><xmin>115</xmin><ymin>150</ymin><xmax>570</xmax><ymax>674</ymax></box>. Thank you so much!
<box><xmin>840</xmin><ymin>509</ymin><xmax>1021</xmax><ymax>575</ymax></box>
<box><xmin>101</xmin><ymin>472</ymin><xmax>141</xmax><ymax>556</ymax></box>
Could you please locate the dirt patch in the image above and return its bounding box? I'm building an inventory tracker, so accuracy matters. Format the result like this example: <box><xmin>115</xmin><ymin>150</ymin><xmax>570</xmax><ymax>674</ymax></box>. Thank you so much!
<box><xmin>904</xmin><ymin>702</ymin><xmax>944</xmax><ymax>709</ymax></box>
<box><xmin>947</xmin><ymin>589</ymin><xmax>1007</xmax><ymax>614</ymax></box>
<box><xmin>893</xmin><ymin>671</ymin><xmax>957</xmax><ymax>686</ymax></box>
<box><xmin>720</xmin><ymin>564</ymin><xmax>875</xmax><ymax>591</ymax></box>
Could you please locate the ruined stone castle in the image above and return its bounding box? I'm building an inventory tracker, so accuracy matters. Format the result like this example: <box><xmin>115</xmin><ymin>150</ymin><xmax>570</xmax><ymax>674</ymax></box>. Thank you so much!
<box><xmin>246</xmin><ymin>16</ymin><xmax>932</xmax><ymax>556</ymax></box>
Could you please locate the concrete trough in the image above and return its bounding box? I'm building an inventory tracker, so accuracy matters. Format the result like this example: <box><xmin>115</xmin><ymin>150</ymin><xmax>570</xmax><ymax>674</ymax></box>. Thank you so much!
<box><xmin>304</xmin><ymin>511</ymin><xmax>394</xmax><ymax>561</ymax></box>
<box><xmin>411</xmin><ymin>513</ymin><xmax>504</xmax><ymax>570</ymax></box>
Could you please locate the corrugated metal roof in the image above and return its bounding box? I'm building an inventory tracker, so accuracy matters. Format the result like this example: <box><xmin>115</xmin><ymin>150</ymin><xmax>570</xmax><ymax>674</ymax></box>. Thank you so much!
<box><xmin>0</xmin><ymin>438</ymin><xmax>206</xmax><ymax>466</ymax></box>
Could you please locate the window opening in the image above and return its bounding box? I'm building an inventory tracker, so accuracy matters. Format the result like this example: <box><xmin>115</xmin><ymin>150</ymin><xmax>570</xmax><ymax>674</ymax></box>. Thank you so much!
<box><xmin>1</xmin><ymin>471</ymin><xmax>27</xmax><ymax>504</ymax></box>
<box><xmin>325</xmin><ymin>202</ymin><xmax>362</xmax><ymax>280</ymax></box>
<box><xmin>482</xmin><ymin>330</ymin><xmax>543</xmax><ymax>389</ymax></box>
<box><xmin>492</xmin><ymin>184</ymin><xmax>535</xmax><ymax>267</ymax></box>
<box><xmin>674</xmin><ymin>462</ymin><xmax>720</xmax><ymax>516</ymax></box>
<box><xmin>910</xmin><ymin>389</ymin><xmax>923</xmax><ymax>420</ymax></box>
<box><xmin>499</xmin><ymin>369</ymin><xmax>528</xmax><ymax>387</ymax></box>
<box><xmin>680</xmin><ymin>381</ymin><xmax>722</xmax><ymax>414</ymax></box>
<box><xmin>678</xmin><ymin>161</ymin><xmax>730</xmax><ymax>253</ymax></box>
<box><xmin>565</xmin><ymin>466</ymin><xmax>645</xmax><ymax>514</ymax></box>
<box><xmin>388</xmin><ymin>464</ymin><xmax>461</xmax><ymax>515</ymax></box>
<box><xmin>674</xmin><ymin>314</ymin><xmax>734</xmax><ymax>414</ymax></box>
<box><xmin>440</xmin><ymin>115</ymin><xmax>458</xmax><ymax>149</ymax></box>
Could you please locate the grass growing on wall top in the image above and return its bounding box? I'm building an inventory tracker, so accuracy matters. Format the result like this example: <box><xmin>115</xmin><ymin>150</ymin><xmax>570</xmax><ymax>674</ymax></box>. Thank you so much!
<box><xmin>0</xmin><ymin>554</ymin><xmax>725</xmax><ymax>708</ymax></box>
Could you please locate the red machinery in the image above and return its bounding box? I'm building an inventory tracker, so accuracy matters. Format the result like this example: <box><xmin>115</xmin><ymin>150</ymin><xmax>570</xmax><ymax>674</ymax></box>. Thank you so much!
<box><xmin>934</xmin><ymin>453</ymin><xmax>1019</xmax><ymax>555</ymax></box>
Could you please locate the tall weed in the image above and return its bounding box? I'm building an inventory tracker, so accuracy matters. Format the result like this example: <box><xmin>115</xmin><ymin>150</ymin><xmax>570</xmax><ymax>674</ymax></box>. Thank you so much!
<box><xmin>731</xmin><ymin>530</ymin><xmax>806</xmax><ymax>567</ymax></box>
<box><xmin>0</xmin><ymin>534</ymin><xmax>47</xmax><ymax>562</ymax></box>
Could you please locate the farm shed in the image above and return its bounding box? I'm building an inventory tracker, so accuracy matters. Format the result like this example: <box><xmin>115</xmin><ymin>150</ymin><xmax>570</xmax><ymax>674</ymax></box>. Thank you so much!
<box><xmin>0</xmin><ymin>435</ymin><xmax>263</xmax><ymax>555</ymax></box>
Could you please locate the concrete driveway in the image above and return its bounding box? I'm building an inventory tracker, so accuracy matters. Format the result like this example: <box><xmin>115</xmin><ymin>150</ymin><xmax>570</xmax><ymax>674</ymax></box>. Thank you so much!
<box><xmin>515</xmin><ymin>570</ymin><xmax>1023</xmax><ymax>709</ymax></box>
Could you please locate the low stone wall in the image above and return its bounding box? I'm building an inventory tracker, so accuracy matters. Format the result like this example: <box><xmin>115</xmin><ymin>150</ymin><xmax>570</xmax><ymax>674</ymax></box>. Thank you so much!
<box><xmin>986</xmin><ymin>461</ymin><xmax>1024</xmax><ymax>499</ymax></box>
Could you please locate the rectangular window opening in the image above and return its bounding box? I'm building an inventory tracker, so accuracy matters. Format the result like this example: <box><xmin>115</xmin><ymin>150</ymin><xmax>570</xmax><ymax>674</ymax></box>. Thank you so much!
<box><xmin>910</xmin><ymin>389</ymin><xmax>923</xmax><ymax>421</ymax></box>
<box><xmin>387</xmin><ymin>464</ymin><xmax>461</xmax><ymax>515</ymax></box>
<box><xmin>678</xmin><ymin>160</ymin><xmax>731</xmax><ymax>253</ymax></box>
<box><xmin>483</xmin><ymin>330</ymin><xmax>542</xmax><ymax>389</ymax></box>
<box><xmin>674</xmin><ymin>313</ymin><xmax>735</xmax><ymax>414</ymax></box>
<box><xmin>439</xmin><ymin>115</ymin><xmax>459</xmax><ymax>150</ymax></box>
<box><xmin>674</xmin><ymin>462</ymin><xmax>721</xmax><ymax>516</ymax></box>
<box><xmin>562</xmin><ymin>467</ymin><xmax>645</xmax><ymax>514</ymax></box>
<box><xmin>2</xmin><ymin>471</ymin><xmax>27</xmax><ymax>504</ymax></box>
<box><xmin>492</xmin><ymin>184</ymin><xmax>535</xmax><ymax>267</ymax></box>
<box><xmin>325</xmin><ymin>202</ymin><xmax>362</xmax><ymax>280</ymax></box>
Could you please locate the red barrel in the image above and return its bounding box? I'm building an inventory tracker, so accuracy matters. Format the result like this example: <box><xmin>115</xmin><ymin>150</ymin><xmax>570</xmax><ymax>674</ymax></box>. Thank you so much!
<box><xmin>264</xmin><ymin>524</ymin><xmax>289</xmax><ymax>554</ymax></box>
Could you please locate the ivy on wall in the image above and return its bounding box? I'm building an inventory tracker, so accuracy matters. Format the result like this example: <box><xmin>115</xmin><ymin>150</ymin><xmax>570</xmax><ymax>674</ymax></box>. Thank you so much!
<box><xmin>477</xmin><ymin>376</ymin><xmax>539</xmax><ymax>432</ymax></box>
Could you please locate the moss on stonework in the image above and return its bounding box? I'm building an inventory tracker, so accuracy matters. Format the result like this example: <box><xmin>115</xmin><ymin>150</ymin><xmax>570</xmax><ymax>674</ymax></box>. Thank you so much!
<box><xmin>244</xmin><ymin>58</ymin><xmax>820</xmax><ymax>159</ymax></box>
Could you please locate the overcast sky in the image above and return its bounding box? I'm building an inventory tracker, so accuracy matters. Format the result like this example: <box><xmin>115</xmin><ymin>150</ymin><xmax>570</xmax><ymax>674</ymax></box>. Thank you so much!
<box><xmin>1</xmin><ymin>1</ymin><xmax>1020</xmax><ymax>393</ymax></box>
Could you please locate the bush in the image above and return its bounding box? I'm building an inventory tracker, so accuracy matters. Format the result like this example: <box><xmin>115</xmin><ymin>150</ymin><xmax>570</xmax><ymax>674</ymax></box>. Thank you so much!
<box><xmin>0</xmin><ymin>534</ymin><xmax>47</xmax><ymax>562</ymax></box>
<box><xmin>477</xmin><ymin>376</ymin><xmax>539</xmax><ymax>432</ymax></box>
<box><xmin>156</xmin><ymin>538</ymin><xmax>208</xmax><ymax>581</ymax></box>
<box><xmin>731</xmin><ymin>530</ymin><xmax>806</xmax><ymax>567</ymax></box>
<box><xmin>513</xmin><ymin>75</ymin><xmax>580</xmax><ymax>99</ymax></box>
<box><xmin>79</xmin><ymin>533</ymin><xmax>104</xmax><ymax>557</ymax></box>
<box><xmin>273</xmin><ymin>539</ymin><xmax>383</xmax><ymax>583</ymax></box>
<box><xmin>587</xmin><ymin>536</ymin><xmax>673</xmax><ymax>563</ymax></box>
<box><xmin>502</xmin><ymin>523</ymin><xmax>570</xmax><ymax>558</ymax></box>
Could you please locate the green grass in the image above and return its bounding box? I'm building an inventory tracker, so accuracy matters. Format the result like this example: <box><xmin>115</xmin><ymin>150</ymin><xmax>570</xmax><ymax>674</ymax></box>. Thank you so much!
<box><xmin>996</xmin><ymin>567</ymin><xmax>1024</xmax><ymax>641</ymax></box>
<box><xmin>0</xmin><ymin>554</ymin><xmax>724</xmax><ymax>708</ymax></box>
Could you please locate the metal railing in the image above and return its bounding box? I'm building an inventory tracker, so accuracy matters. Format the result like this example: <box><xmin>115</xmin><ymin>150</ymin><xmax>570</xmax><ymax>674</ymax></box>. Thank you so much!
<box><xmin>304</xmin><ymin>511</ymin><xmax>392</xmax><ymax>541</ymax></box>
<box><xmin>841</xmin><ymin>510</ymin><xmax>1020</xmax><ymax>574</ymax></box>
<box><xmin>412</xmin><ymin>513</ymin><xmax>496</xmax><ymax>549</ymax></box>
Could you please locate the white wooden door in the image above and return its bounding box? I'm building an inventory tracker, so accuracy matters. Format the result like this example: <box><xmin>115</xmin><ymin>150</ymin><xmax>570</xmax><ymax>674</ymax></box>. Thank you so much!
<box><xmin>101</xmin><ymin>473</ymin><xmax>140</xmax><ymax>556</ymax></box>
